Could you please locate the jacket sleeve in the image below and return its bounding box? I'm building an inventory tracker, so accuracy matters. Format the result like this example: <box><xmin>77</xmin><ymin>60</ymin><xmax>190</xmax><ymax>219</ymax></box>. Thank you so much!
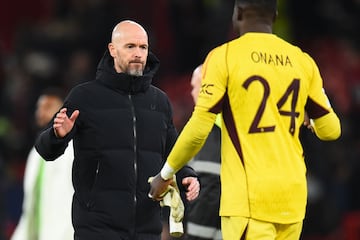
<box><xmin>34</xmin><ymin>127</ymin><xmax>73</xmax><ymax>161</ymax></box>
<box><xmin>35</xmin><ymin>89</ymin><xmax>79</xmax><ymax>161</ymax></box>
<box><xmin>176</xmin><ymin>165</ymin><xmax>199</xmax><ymax>205</ymax></box>
<box><xmin>164</xmin><ymin>95</ymin><xmax>178</xmax><ymax>158</ymax></box>
<box><xmin>176</xmin><ymin>165</ymin><xmax>198</xmax><ymax>186</ymax></box>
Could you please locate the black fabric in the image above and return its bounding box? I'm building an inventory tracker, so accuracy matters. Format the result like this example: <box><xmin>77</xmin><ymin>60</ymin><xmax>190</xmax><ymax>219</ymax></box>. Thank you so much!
<box><xmin>35</xmin><ymin>50</ymin><xmax>197</xmax><ymax>239</ymax></box>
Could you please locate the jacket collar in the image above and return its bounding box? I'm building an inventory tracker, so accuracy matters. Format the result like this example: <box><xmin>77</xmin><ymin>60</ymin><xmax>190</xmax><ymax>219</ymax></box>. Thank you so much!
<box><xmin>95</xmin><ymin>50</ymin><xmax>160</xmax><ymax>94</ymax></box>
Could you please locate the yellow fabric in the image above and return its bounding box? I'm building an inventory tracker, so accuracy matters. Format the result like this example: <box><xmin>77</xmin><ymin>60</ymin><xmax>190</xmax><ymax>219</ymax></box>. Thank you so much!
<box><xmin>221</xmin><ymin>216</ymin><xmax>303</xmax><ymax>240</ymax></box>
<box><xmin>313</xmin><ymin>111</ymin><xmax>341</xmax><ymax>140</ymax></box>
<box><xmin>221</xmin><ymin>216</ymin><xmax>248</xmax><ymax>240</ymax></box>
<box><xmin>167</xmin><ymin>33</ymin><xmax>341</xmax><ymax>224</ymax></box>
<box><xmin>167</xmin><ymin>110</ymin><xmax>216</xmax><ymax>172</ymax></box>
<box><xmin>214</xmin><ymin>113</ymin><xmax>222</xmax><ymax>128</ymax></box>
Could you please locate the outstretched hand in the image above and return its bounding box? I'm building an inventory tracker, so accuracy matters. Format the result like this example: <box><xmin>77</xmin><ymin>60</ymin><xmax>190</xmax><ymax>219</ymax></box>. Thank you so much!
<box><xmin>53</xmin><ymin>108</ymin><xmax>80</xmax><ymax>138</ymax></box>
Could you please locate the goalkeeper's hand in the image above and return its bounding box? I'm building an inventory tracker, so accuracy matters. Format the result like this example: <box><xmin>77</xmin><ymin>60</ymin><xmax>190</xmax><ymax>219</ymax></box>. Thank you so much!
<box><xmin>148</xmin><ymin>176</ymin><xmax>184</xmax><ymax>222</ymax></box>
<box><xmin>148</xmin><ymin>174</ymin><xmax>173</xmax><ymax>201</ymax></box>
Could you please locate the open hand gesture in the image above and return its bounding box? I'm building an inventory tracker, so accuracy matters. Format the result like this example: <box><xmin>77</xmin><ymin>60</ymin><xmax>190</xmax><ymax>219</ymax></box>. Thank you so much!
<box><xmin>53</xmin><ymin>108</ymin><xmax>80</xmax><ymax>138</ymax></box>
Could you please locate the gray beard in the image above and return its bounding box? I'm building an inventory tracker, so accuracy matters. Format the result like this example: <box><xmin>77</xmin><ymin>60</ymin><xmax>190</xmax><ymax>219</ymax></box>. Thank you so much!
<box><xmin>128</xmin><ymin>68</ymin><xmax>143</xmax><ymax>76</ymax></box>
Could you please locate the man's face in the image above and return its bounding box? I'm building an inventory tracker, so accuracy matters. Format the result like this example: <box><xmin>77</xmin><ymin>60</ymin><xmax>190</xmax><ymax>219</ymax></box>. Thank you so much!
<box><xmin>35</xmin><ymin>95</ymin><xmax>63</xmax><ymax>128</ymax></box>
<box><xmin>109</xmin><ymin>26</ymin><xmax>148</xmax><ymax>76</ymax></box>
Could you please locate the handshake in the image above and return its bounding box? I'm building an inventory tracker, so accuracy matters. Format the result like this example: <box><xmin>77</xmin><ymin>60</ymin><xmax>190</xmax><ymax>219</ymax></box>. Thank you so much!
<box><xmin>148</xmin><ymin>175</ymin><xmax>184</xmax><ymax>237</ymax></box>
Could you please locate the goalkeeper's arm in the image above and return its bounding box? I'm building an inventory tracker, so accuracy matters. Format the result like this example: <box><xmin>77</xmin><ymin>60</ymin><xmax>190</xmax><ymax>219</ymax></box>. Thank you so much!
<box><xmin>311</xmin><ymin>111</ymin><xmax>341</xmax><ymax>141</ymax></box>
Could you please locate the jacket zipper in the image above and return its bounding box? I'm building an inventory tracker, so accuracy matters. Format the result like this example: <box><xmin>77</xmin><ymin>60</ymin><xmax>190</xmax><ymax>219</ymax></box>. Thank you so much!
<box><xmin>129</xmin><ymin>94</ymin><xmax>137</xmax><ymax>234</ymax></box>
<box><xmin>95</xmin><ymin>161</ymin><xmax>100</xmax><ymax>180</ymax></box>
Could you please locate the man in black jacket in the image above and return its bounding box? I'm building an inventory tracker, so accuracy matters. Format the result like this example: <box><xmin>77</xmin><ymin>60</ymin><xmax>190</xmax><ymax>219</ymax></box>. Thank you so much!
<box><xmin>35</xmin><ymin>20</ymin><xmax>200</xmax><ymax>240</ymax></box>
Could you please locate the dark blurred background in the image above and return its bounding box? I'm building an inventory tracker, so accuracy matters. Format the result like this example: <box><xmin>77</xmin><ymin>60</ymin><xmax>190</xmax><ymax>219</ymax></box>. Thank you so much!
<box><xmin>0</xmin><ymin>0</ymin><xmax>359</xmax><ymax>239</ymax></box>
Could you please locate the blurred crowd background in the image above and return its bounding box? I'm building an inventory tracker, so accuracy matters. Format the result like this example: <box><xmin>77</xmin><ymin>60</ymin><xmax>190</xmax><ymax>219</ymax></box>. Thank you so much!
<box><xmin>0</xmin><ymin>0</ymin><xmax>359</xmax><ymax>239</ymax></box>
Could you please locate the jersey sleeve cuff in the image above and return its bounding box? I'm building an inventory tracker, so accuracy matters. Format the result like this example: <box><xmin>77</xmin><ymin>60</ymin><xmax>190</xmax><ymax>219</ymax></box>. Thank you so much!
<box><xmin>160</xmin><ymin>162</ymin><xmax>175</xmax><ymax>180</ymax></box>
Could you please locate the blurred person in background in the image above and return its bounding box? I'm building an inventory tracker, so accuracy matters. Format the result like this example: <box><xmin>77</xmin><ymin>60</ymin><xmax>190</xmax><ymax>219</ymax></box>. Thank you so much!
<box><xmin>34</xmin><ymin>20</ymin><xmax>200</xmax><ymax>240</ymax></box>
<box><xmin>186</xmin><ymin>64</ymin><xmax>222</xmax><ymax>240</ymax></box>
<box><xmin>149</xmin><ymin>0</ymin><xmax>341</xmax><ymax>239</ymax></box>
<box><xmin>11</xmin><ymin>88</ymin><xmax>74</xmax><ymax>240</ymax></box>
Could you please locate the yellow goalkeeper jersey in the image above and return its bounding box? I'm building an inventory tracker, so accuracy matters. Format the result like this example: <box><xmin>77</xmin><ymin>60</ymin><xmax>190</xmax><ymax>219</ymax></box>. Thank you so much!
<box><xmin>166</xmin><ymin>33</ymin><xmax>341</xmax><ymax>223</ymax></box>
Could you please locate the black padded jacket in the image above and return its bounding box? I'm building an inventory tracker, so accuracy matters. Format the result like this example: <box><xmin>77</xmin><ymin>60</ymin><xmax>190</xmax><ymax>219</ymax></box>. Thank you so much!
<box><xmin>35</xmin><ymin>50</ymin><xmax>197</xmax><ymax>240</ymax></box>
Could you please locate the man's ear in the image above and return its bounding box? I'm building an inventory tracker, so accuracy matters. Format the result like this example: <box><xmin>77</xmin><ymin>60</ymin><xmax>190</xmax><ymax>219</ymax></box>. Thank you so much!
<box><xmin>273</xmin><ymin>11</ymin><xmax>278</xmax><ymax>23</ymax></box>
<box><xmin>108</xmin><ymin>43</ymin><xmax>115</xmax><ymax>57</ymax></box>
<box><xmin>235</xmin><ymin>6</ymin><xmax>243</xmax><ymax>21</ymax></box>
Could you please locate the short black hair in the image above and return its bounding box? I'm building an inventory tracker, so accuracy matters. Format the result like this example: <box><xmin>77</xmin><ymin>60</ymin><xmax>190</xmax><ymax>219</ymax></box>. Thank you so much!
<box><xmin>40</xmin><ymin>87</ymin><xmax>66</xmax><ymax>101</ymax></box>
<box><xmin>236</xmin><ymin>0</ymin><xmax>277</xmax><ymax>13</ymax></box>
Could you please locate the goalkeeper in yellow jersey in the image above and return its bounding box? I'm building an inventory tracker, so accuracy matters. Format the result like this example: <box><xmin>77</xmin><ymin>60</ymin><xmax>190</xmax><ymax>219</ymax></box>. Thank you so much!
<box><xmin>149</xmin><ymin>0</ymin><xmax>341</xmax><ymax>239</ymax></box>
